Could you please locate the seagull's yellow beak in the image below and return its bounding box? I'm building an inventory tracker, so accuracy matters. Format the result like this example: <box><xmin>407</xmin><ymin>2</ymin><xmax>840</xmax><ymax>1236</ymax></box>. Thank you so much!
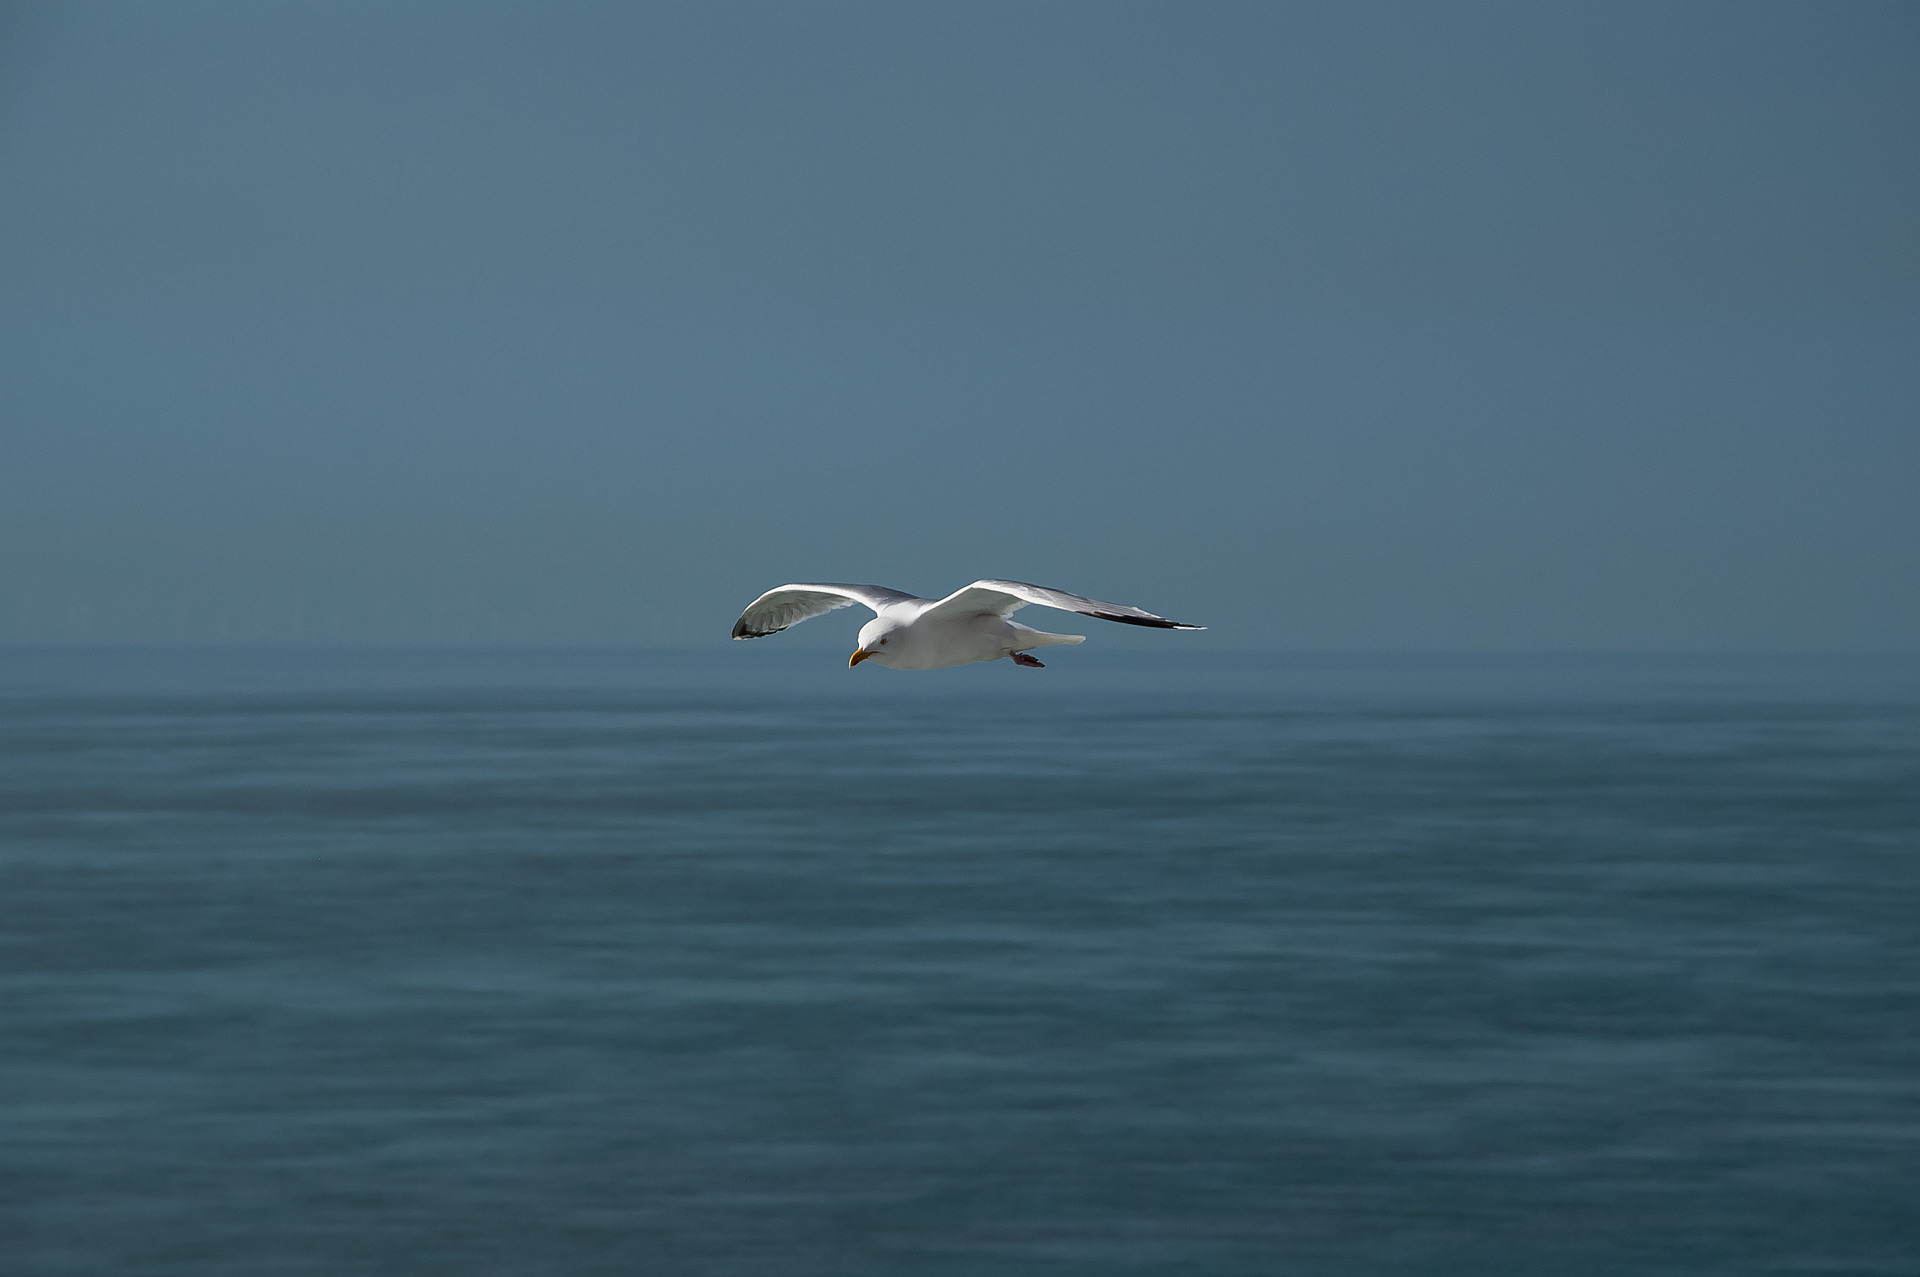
<box><xmin>849</xmin><ymin>648</ymin><xmax>874</xmax><ymax>667</ymax></box>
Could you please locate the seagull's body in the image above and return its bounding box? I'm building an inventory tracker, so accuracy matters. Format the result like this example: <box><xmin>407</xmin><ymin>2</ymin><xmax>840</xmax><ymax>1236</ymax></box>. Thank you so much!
<box><xmin>730</xmin><ymin>579</ymin><xmax>1202</xmax><ymax>670</ymax></box>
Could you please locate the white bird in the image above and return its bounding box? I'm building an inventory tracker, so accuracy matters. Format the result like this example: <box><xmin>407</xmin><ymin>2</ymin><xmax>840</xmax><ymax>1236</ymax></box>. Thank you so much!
<box><xmin>730</xmin><ymin>579</ymin><xmax>1203</xmax><ymax>670</ymax></box>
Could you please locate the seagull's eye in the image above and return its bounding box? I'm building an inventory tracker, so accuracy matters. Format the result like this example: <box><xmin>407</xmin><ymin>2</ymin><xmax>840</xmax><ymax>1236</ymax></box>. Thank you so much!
<box><xmin>878</xmin><ymin>638</ymin><xmax>887</xmax><ymax>644</ymax></box>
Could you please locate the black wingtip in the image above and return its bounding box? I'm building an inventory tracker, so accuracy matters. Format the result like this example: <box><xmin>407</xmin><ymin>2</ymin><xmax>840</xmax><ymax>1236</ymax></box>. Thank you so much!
<box><xmin>731</xmin><ymin>623</ymin><xmax>787</xmax><ymax>640</ymax></box>
<box><xmin>1086</xmin><ymin>612</ymin><xmax>1204</xmax><ymax>630</ymax></box>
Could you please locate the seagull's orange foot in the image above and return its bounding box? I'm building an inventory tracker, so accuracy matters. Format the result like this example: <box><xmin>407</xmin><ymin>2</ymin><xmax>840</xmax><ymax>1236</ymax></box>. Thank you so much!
<box><xmin>1011</xmin><ymin>652</ymin><xmax>1046</xmax><ymax>668</ymax></box>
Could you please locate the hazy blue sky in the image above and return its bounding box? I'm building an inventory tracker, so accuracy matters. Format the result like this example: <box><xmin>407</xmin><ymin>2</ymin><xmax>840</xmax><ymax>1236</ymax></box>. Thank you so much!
<box><xmin>2</xmin><ymin>1</ymin><xmax>1914</xmax><ymax>650</ymax></box>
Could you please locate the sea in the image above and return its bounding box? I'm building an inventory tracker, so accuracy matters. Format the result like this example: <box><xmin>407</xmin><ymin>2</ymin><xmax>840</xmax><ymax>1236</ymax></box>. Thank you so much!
<box><xmin>2</xmin><ymin>648</ymin><xmax>1916</xmax><ymax>1276</ymax></box>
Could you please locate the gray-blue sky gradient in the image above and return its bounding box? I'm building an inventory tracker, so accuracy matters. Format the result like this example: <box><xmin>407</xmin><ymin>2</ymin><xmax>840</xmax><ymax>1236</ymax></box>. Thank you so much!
<box><xmin>3</xmin><ymin>2</ymin><xmax>1915</xmax><ymax>649</ymax></box>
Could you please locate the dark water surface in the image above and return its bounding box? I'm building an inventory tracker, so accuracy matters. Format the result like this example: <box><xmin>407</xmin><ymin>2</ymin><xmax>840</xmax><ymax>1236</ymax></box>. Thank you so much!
<box><xmin>3</xmin><ymin>650</ymin><xmax>1917</xmax><ymax>1275</ymax></box>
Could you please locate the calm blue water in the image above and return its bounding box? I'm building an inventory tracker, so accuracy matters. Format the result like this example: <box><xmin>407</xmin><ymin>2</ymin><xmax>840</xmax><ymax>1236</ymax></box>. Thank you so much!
<box><xmin>2</xmin><ymin>649</ymin><xmax>1917</xmax><ymax>1275</ymax></box>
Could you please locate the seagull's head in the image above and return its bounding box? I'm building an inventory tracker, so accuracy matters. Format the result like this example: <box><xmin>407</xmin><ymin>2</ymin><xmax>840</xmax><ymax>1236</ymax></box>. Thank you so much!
<box><xmin>850</xmin><ymin>618</ymin><xmax>904</xmax><ymax>668</ymax></box>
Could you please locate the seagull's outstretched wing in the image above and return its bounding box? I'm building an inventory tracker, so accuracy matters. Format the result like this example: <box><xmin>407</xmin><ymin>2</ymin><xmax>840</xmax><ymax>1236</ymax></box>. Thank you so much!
<box><xmin>921</xmin><ymin>580</ymin><xmax>1204</xmax><ymax>630</ymax></box>
<box><xmin>731</xmin><ymin>583</ymin><xmax>921</xmax><ymax>639</ymax></box>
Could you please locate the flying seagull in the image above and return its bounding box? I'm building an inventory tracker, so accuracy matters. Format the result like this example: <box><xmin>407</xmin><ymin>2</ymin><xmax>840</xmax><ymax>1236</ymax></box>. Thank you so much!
<box><xmin>731</xmin><ymin>579</ymin><xmax>1203</xmax><ymax>670</ymax></box>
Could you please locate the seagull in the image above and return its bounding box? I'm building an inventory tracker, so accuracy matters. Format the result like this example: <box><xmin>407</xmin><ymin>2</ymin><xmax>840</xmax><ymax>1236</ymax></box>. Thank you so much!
<box><xmin>731</xmin><ymin>579</ymin><xmax>1203</xmax><ymax>670</ymax></box>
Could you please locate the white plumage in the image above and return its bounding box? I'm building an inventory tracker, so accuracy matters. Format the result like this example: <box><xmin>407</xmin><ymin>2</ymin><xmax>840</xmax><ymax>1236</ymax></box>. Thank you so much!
<box><xmin>731</xmin><ymin>579</ymin><xmax>1203</xmax><ymax>670</ymax></box>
